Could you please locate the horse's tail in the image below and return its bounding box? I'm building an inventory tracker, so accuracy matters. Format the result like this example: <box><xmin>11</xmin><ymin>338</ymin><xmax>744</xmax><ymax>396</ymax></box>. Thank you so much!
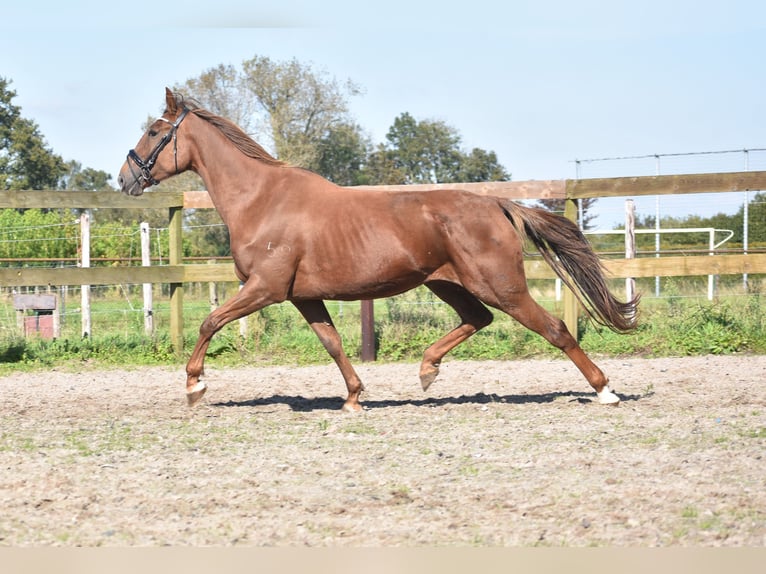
<box><xmin>501</xmin><ymin>199</ymin><xmax>639</xmax><ymax>333</ymax></box>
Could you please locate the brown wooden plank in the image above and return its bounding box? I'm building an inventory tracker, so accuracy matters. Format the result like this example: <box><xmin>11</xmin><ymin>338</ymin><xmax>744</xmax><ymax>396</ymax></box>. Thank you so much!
<box><xmin>182</xmin><ymin>263</ymin><xmax>239</xmax><ymax>282</ymax></box>
<box><xmin>0</xmin><ymin>190</ymin><xmax>184</xmax><ymax>209</ymax></box>
<box><xmin>13</xmin><ymin>294</ymin><xmax>57</xmax><ymax>310</ymax></box>
<box><xmin>603</xmin><ymin>253</ymin><xmax>766</xmax><ymax>278</ymax></box>
<box><xmin>0</xmin><ymin>266</ymin><xmax>184</xmax><ymax>287</ymax></box>
<box><xmin>350</xmin><ymin>180</ymin><xmax>565</xmax><ymax>200</ymax></box>
<box><xmin>567</xmin><ymin>170</ymin><xmax>766</xmax><ymax>199</ymax></box>
<box><xmin>4</xmin><ymin>255</ymin><xmax>758</xmax><ymax>291</ymax></box>
<box><xmin>523</xmin><ymin>260</ymin><xmax>557</xmax><ymax>279</ymax></box>
<box><xmin>183</xmin><ymin>191</ymin><xmax>216</xmax><ymax>209</ymax></box>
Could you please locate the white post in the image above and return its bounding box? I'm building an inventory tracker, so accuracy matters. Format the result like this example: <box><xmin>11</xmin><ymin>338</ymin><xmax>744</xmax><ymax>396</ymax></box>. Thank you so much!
<box><xmin>743</xmin><ymin>149</ymin><xmax>749</xmax><ymax>291</ymax></box>
<box><xmin>625</xmin><ymin>199</ymin><xmax>636</xmax><ymax>302</ymax></box>
<box><xmin>654</xmin><ymin>155</ymin><xmax>661</xmax><ymax>297</ymax></box>
<box><xmin>80</xmin><ymin>212</ymin><xmax>91</xmax><ymax>338</ymax></box>
<box><xmin>208</xmin><ymin>260</ymin><xmax>219</xmax><ymax>312</ymax></box>
<box><xmin>140</xmin><ymin>222</ymin><xmax>154</xmax><ymax>336</ymax></box>
<box><xmin>708</xmin><ymin>230</ymin><xmax>715</xmax><ymax>301</ymax></box>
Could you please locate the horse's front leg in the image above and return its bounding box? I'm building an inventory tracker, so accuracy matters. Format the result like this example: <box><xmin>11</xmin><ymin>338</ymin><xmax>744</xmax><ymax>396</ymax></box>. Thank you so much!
<box><xmin>293</xmin><ymin>300</ymin><xmax>366</xmax><ymax>412</ymax></box>
<box><xmin>186</xmin><ymin>277</ymin><xmax>278</xmax><ymax>406</ymax></box>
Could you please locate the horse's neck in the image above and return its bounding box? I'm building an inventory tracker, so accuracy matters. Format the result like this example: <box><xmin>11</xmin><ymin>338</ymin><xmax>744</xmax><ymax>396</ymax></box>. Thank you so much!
<box><xmin>189</xmin><ymin>128</ymin><xmax>271</xmax><ymax>225</ymax></box>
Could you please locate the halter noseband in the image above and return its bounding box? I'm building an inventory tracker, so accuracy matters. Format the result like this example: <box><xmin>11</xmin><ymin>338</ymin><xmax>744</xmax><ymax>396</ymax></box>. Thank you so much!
<box><xmin>126</xmin><ymin>107</ymin><xmax>189</xmax><ymax>187</ymax></box>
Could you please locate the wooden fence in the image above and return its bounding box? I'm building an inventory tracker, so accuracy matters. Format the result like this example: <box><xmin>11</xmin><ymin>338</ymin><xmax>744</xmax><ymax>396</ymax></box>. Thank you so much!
<box><xmin>2</xmin><ymin>170</ymin><xmax>766</xmax><ymax>357</ymax></box>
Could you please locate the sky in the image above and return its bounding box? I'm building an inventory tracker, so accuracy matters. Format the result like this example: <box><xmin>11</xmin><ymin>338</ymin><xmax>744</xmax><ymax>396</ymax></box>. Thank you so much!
<box><xmin>2</xmin><ymin>0</ymin><xmax>766</xmax><ymax>228</ymax></box>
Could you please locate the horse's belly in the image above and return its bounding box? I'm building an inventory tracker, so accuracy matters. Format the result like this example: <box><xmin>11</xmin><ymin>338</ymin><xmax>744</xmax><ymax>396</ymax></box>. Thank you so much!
<box><xmin>291</xmin><ymin>267</ymin><xmax>430</xmax><ymax>301</ymax></box>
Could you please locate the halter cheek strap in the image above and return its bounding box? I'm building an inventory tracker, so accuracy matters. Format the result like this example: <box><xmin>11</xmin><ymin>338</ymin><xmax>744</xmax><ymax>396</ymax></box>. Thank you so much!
<box><xmin>126</xmin><ymin>107</ymin><xmax>189</xmax><ymax>187</ymax></box>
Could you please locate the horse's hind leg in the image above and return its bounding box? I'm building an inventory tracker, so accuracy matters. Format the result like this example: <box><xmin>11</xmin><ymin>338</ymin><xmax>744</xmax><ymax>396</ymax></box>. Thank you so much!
<box><xmin>420</xmin><ymin>280</ymin><xmax>494</xmax><ymax>391</ymax></box>
<box><xmin>293</xmin><ymin>300</ymin><xmax>365</xmax><ymax>412</ymax></box>
<box><xmin>497</xmin><ymin>292</ymin><xmax>620</xmax><ymax>404</ymax></box>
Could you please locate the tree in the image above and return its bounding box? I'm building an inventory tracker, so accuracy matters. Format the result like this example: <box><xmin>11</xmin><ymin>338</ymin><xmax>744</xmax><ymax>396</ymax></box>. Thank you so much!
<box><xmin>730</xmin><ymin>191</ymin><xmax>766</xmax><ymax>244</ymax></box>
<box><xmin>384</xmin><ymin>113</ymin><xmax>461</xmax><ymax>184</ymax></box>
<box><xmin>175</xmin><ymin>56</ymin><xmax>365</xmax><ymax>180</ymax></box>
<box><xmin>241</xmin><ymin>56</ymin><xmax>362</xmax><ymax>169</ymax></box>
<box><xmin>458</xmin><ymin>148</ymin><xmax>510</xmax><ymax>183</ymax></box>
<box><xmin>174</xmin><ymin>64</ymin><xmax>258</xmax><ymax>136</ymax></box>
<box><xmin>173</xmin><ymin>58</ymin><xmax>511</xmax><ymax>189</ymax></box>
<box><xmin>376</xmin><ymin>112</ymin><xmax>510</xmax><ymax>185</ymax></box>
<box><xmin>315</xmin><ymin>122</ymin><xmax>372</xmax><ymax>185</ymax></box>
<box><xmin>61</xmin><ymin>160</ymin><xmax>113</xmax><ymax>191</ymax></box>
<box><xmin>0</xmin><ymin>77</ymin><xmax>66</xmax><ymax>191</ymax></box>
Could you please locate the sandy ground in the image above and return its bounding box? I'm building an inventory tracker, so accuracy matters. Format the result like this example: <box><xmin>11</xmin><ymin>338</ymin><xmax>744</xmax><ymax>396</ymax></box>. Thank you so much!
<box><xmin>1</xmin><ymin>354</ymin><xmax>764</xmax><ymax>546</ymax></box>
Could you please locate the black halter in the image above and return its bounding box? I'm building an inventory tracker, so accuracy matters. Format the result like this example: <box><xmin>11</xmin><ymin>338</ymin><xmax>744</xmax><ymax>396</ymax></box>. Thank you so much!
<box><xmin>126</xmin><ymin>107</ymin><xmax>189</xmax><ymax>187</ymax></box>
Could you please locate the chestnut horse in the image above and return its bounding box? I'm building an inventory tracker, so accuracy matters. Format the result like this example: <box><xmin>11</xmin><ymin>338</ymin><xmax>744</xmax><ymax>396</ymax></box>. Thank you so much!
<box><xmin>118</xmin><ymin>88</ymin><xmax>638</xmax><ymax>411</ymax></box>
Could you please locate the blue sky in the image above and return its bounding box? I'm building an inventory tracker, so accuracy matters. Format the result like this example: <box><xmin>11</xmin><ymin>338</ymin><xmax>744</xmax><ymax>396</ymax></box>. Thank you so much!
<box><xmin>2</xmin><ymin>1</ymin><xmax>766</xmax><ymax>227</ymax></box>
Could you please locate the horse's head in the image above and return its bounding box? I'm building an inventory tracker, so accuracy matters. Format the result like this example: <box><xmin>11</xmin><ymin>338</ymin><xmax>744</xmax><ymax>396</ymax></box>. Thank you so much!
<box><xmin>118</xmin><ymin>88</ymin><xmax>191</xmax><ymax>196</ymax></box>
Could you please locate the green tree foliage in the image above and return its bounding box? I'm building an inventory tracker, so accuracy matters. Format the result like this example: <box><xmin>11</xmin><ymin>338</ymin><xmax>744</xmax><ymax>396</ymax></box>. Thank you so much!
<box><xmin>0</xmin><ymin>208</ymin><xmax>77</xmax><ymax>260</ymax></box>
<box><xmin>376</xmin><ymin>112</ymin><xmax>510</xmax><ymax>184</ymax></box>
<box><xmin>0</xmin><ymin>208</ymin><xmax>171</xmax><ymax>265</ymax></box>
<box><xmin>714</xmin><ymin>191</ymin><xmax>766</xmax><ymax>245</ymax></box>
<box><xmin>384</xmin><ymin>112</ymin><xmax>462</xmax><ymax>183</ymax></box>
<box><xmin>315</xmin><ymin>122</ymin><xmax>372</xmax><ymax>186</ymax></box>
<box><xmin>175</xmin><ymin>64</ymin><xmax>257</xmax><ymax>135</ymax></box>
<box><xmin>0</xmin><ymin>77</ymin><xmax>66</xmax><ymax>191</ymax></box>
<box><xmin>176</xmin><ymin>56</ymin><xmax>364</xmax><ymax>179</ymax></box>
<box><xmin>458</xmin><ymin>148</ymin><xmax>510</xmax><ymax>183</ymax></box>
<box><xmin>362</xmin><ymin>144</ymin><xmax>407</xmax><ymax>185</ymax></box>
<box><xmin>61</xmin><ymin>160</ymin><xmax>113</xmax><ymax>192</ymax></box>
<box><xmin>241</xmin><ymin>56</ymin><xmax>363</xmax><ymax>170</ymax></box>
<box><xmin>173</xmin><ymin>56</ymin><xmax>510</xmax><ymax>190</ymax></box>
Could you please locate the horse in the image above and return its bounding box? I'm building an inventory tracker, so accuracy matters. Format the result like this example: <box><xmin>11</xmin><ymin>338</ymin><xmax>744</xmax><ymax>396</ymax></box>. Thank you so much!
<box><xmin>118</xmin><ymin>88</ymin><xmax>639</xmax><ymax>411</ymax></box>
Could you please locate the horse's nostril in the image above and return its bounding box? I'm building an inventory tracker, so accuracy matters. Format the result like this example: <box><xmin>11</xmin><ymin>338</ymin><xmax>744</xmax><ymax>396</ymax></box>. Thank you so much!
<box><xmin>117</xmin><ymin>174</ymin><xmax>124</xmax><ymax>189</ymax></box>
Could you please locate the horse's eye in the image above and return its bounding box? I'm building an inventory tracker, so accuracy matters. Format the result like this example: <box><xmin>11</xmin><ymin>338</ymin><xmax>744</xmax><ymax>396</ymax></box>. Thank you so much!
<box><xmin>148</xmin><ymin>129</ymin><xmax>158</xmax><ymax>137</ymax></box>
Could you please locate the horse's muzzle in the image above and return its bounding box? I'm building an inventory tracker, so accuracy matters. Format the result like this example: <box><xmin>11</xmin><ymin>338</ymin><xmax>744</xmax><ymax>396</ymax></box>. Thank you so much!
<box><xmin>117</xmin><ymin>170</ymin><xmax>144</xmax><ymax>196</ymax></box>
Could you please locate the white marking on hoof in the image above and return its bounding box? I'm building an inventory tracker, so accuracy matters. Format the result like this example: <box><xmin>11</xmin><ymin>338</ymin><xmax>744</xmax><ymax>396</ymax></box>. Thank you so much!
<box><xmin>597</xmin><ymin>385</ymin><xmax>620</xmax><ymax>405</ymax></box>
<box><xmin>188</xmin><ymin>381</ymin><xmax>206</xmax><ymax>395</ymax></box>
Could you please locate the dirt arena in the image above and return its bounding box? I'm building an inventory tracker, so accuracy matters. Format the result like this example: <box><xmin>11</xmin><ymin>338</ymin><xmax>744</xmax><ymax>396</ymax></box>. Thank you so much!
<box><xmin>1</xmin><ymin>355</ymin><xmax>764</xmax><ymax>546</ymax></box>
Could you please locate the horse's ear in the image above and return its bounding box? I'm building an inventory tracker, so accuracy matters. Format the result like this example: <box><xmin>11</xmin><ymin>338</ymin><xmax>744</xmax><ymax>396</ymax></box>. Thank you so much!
<box><xmin>165</xmin><ymin>87</ymin><xmax>177</xmax><ymax>114</ymax></box>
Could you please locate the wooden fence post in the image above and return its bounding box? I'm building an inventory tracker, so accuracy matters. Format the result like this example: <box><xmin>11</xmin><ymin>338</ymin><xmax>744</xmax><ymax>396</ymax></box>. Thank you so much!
<box><xmin>168</xmin><ymin>206</ymin><xmax>184</xmax><ymax>356</ymax></box>
<box><xmin>140</xmin><ymin>222</ymin><xmax>154</xmax><ymax>336</ymax></box>
<box><xmin>562</xmin><ymin>199</ymin><xmax>579</xmax><ymax>339</ymax></box>
<box><xmin>360</xmin><ymin>300</ymin><xmax>376</xmax><ymax>361</ymax></box>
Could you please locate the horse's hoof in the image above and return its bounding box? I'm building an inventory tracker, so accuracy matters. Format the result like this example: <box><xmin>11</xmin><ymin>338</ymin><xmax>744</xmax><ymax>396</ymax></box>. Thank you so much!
<box><xmin>419</xmin><ymin>365</ymin><xmax>439</xmax><ymax>391</ymax></box>
<box><xmin>186</xmin><ymin>381</ymin><xmax>207</xmax><ymax>407</ymax></box>
<box><xmin>597</xmin><ymin>386</ymin><xmax>620</xmax><ymax>406</ymax></box>
<box><xmin>341</xmin><ymin>401</ymin><xmax>363</xmax><ymax>413</ymax></box>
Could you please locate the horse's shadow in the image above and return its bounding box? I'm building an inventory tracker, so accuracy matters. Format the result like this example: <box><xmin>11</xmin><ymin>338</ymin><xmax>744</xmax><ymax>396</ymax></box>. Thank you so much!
<box><xmin>212</xmin><ymin>391</ymin><xmax>646</xmax><ymax>412</ymax></box>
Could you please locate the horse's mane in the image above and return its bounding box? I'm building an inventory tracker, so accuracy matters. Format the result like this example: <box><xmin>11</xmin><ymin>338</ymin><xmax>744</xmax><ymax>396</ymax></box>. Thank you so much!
<box><xmin>171</xmin><ymin>94</ymin><xmax>286</xmax><ymax>167</ymax></box>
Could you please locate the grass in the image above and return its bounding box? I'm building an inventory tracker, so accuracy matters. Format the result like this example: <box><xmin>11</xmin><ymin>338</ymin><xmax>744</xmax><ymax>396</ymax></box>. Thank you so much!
<box><xmin>1</xmin><ymin>278</ymin><xmax>764</xmax><ymax>373</ymax></box>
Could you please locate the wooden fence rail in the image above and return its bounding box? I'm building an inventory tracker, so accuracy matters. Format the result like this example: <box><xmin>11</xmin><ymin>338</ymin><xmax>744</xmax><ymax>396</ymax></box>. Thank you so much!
<box><xmin>2</xmin><ymin>170</ymin><xmax>766</xmax><ymax>357</ymax></box>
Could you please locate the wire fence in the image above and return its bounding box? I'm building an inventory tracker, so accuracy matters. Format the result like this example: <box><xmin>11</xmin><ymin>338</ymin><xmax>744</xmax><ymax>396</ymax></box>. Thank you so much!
<box><xmin>574</xmin><ymin>148</ymin><xmax>766</xmax><ymax>228</ymax></box>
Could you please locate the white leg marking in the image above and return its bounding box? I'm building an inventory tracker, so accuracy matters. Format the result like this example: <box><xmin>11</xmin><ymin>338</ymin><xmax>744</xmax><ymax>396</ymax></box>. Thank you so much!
<box><xmin>597</xmin><ymin>385</ymin><xmax>620</xmax><ymax>405</ymax></box>
<box><xmin>188</xmin><ymin>380</ymin><xmax>207</xmax><ymax>394</ymax></box>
